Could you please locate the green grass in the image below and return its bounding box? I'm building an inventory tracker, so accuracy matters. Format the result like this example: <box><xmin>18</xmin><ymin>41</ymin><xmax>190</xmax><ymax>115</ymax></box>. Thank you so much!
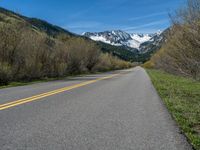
<box><xmin>147</xmin><ymin>69</ymin><xmax>200</xmax><ymax>150</ymax></box>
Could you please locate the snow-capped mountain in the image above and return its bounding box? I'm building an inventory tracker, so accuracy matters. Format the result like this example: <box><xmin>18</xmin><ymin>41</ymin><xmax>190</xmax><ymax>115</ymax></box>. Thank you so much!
<box><xmin>139</xmin><ymin>29</ymin><xmax>168</xmax><ymax>53</ymax></box>
<box><xmin>83</xmin><ymin>30</ymin><xmax>161</xmax><ymax>50</ymax></box>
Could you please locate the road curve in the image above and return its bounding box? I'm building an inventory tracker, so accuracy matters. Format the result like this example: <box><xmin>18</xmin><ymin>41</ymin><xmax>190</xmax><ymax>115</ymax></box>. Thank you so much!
<box><xmin>0</xmin><ymin>67</ymin><xmax>192</xmax><ymax>150</ymax></box>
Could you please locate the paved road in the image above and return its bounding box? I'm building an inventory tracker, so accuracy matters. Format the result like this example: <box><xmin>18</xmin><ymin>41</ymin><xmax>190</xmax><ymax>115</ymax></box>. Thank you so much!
<box><xmin>0</xmin><ymin>67</ymin><xmax>192</xmax><ymax>150</ymax></box>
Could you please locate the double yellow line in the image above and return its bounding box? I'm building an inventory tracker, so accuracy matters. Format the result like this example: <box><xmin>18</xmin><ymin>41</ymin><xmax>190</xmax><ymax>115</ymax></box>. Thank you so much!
<box><xmin>0</xmin><ymin>74</ymin><xmax>119</xmax><ymax>111</ymax></box>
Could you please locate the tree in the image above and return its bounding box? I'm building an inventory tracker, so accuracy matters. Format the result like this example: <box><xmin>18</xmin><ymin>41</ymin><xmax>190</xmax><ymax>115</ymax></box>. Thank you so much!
<box><xmin>150</xmin><ymin>0</ymin><xmax>200</xmax><ymax>80</ymax></box>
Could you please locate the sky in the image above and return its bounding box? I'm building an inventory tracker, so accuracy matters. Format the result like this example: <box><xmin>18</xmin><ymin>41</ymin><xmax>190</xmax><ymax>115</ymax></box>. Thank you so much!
<box><xmin>0</xmin><ymin>0</ymin><xmax>186</xmax><ymax>34</ymax></box>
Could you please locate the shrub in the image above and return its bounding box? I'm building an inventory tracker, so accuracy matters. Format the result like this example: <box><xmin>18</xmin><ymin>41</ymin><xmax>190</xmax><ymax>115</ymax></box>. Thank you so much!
<box><xmin>142</xmin><ymin>61</ymin><xmax>155</xmax><ymax>69</ymax></box>
<box><xmin>0</xmin><ymin>22</ymin><xmax>133</xmax><ymax>85</ymax></box>
<box><xmin>65</xmin><ymin>38</ymin><xmax>101</xmax><ymax>74</ymax></box>
<box><xmin>148</xmin><ymin>0</ymin><xmax>200</xmax><ymax>80</ymax></box>
<box><xmin>0</xmin><ymin>62</ymin><xmax>11</xmax><ymax>85</ymax></box>
<box><xmin>94</xmin><ymin>53</ymin><xmax>133</xmax><ymax>72</ymax></box>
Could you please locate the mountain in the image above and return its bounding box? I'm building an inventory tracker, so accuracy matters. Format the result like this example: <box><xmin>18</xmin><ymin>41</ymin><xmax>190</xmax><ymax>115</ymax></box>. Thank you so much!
<box><xmin>83</xmin><ymin>30</ymin><xmax>168</xmax><ymax>62</ymax></box>
<box><xmin>0</xmin><ymin>7</ymin><xmax>75</xmax><ymax>38</ymax></box>
<box><xmin>139</xmin><ymin>30</ymin><xmax>168</xmax><ymax>53</ymax></box>
<box><xmin>83</xmin><ymin>30</ymin><xmax>160</xmax><ymax>51</ymax></box>
<box><xmin>131</xmin><ymin>29</ymin><xmax>169</xmax><ymax>62</ymax></box>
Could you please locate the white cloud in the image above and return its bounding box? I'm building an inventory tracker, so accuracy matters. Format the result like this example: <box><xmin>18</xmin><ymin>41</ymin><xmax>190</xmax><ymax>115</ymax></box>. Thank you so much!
<box><xmin>124</xmin><ymin>19</ymin><xmax>169</xmax><ymax>31</ymax></box>
<box><xmin>63</xmin><ymin>21</ymin><xmax>103</xmax><ymax>29</ymax></box>
<box><xmin>129</xmin><ymin>12</ymin><xmax>168</xmax><ymax>21</ymax></box>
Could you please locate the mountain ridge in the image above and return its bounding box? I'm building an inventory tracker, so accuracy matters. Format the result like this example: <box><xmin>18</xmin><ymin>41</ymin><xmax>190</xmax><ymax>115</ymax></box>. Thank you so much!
<box><xmin>0</xmin><ymin>7</ymin><xmax>74</xmax><ymax>37</ymax></box>
<box><xmin>83</xmin><ymin>30</ymin><xmax>162</xmax><ymax>51</ymax></box>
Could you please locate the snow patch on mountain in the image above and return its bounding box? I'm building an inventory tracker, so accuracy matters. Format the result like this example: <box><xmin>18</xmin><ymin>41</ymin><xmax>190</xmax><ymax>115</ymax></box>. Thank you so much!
<box><xmin>83</xmin><ymin>30</ymin><xmax>161</xmax><ymax>50</ymax></box>
<box><xmin>90</xmin><ymin>35</ymin><xmax>121</xmax><ymax>46</ymax></box>
<box><xmin>130</xmin><ymin>34</ymin><xmax>153</xmax><ymax>43</ymax></box>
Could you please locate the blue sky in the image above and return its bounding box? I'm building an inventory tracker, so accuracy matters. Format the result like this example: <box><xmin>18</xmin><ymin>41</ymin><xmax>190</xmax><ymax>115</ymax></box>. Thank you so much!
<box><xmin>0</xmin><ymin>0</ymin><xmax>186</xmax><ymax>34</ymax></box>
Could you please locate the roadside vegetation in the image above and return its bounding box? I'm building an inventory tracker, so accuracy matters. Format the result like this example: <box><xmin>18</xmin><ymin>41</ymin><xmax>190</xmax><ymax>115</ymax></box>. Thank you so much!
<box><xmin>147</xmin><ymin>69</ymin><xmax>200</xmax><ymax>150</ymax></box>
<box><xmin>0</xmin><ymin>13</ymin><xmax>133</xmax><ymax>86</ymax></box>
<box><xmin>143</xmin><ymin>0</ymin><xmax>200</xmax><ymax>81</ymax></box>
<box><xmin>143</xmin><ymin>0</ymin><xmax>200</xmax><ymax>149</ymax></box>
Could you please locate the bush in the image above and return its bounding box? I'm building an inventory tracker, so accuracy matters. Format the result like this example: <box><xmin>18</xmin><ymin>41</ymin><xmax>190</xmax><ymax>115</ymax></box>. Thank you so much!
<box><xmin>0</xmin><ymin>22</ymin><xmax>133</xmax><ymax>85</ymax></box>
<box><xmin>142</xmin><ymin>61</ymin><xmax>155</xmax><ymax>69</ymax></box>
<box><xmin>0</xmin><ymin>63</ymin><xmax>11</xmax><ymax>85</ymax></box>
<box><xmin>148</xmin><ymin>0</ymin><xmax>200</xmax><ymax>80</ymax></box>
<box><xmin>65</xmin><ymin>38</ymin><xmax>101</xmax><ymax>74</ymax></box>
<box><xmin>94</xmin><ymin>53</ymin><xmax>133</xmax><ymax>72</ymax></box>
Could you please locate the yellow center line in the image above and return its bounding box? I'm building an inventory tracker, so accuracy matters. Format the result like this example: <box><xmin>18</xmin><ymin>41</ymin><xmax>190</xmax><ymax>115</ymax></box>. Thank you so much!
<box><xmin>0</xmin><ymin>74</ymin><xmax>119</xmax><ymax>111</ymax></box>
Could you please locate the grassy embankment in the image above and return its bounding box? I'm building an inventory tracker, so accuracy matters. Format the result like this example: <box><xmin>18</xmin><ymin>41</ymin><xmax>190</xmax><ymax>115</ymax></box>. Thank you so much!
<box><xmin>147</xmin><ymin>69</ymin><xmax>200</xmax><ymax>150</ymax></box>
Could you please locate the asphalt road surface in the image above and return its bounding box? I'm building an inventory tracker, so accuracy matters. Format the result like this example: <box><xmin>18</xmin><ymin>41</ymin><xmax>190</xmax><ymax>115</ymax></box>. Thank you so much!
<box><xmin>0</xmin><ymin>67</ymin><xmax>192</xmax><ymax>150</ymax></box>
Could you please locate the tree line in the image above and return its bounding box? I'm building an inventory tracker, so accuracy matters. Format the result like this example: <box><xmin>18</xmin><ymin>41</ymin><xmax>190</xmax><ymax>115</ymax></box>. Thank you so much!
<box><xmin>0</xmin><ymin>23</ymin><xmax>132</xmax><ymax>85</ymax></box>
